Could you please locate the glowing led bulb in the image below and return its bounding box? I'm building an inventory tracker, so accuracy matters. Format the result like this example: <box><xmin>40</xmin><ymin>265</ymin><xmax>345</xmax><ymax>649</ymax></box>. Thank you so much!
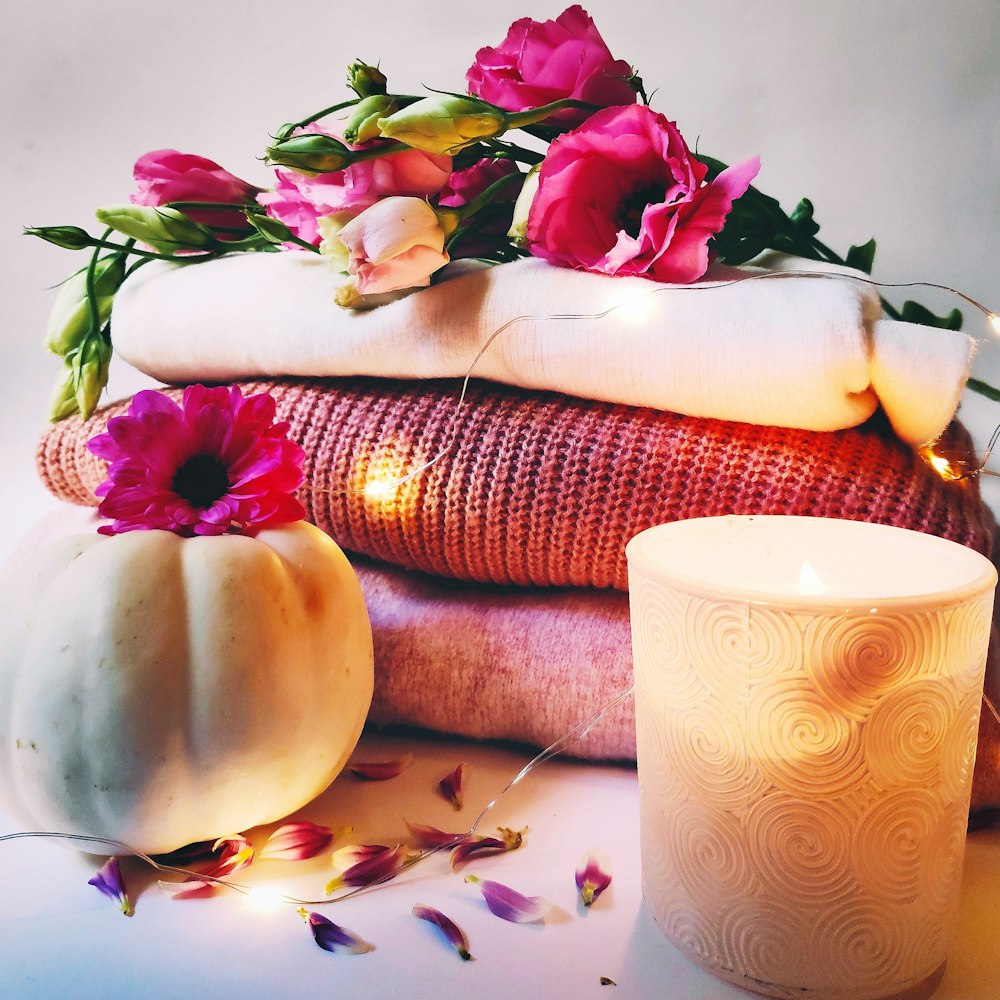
<box><xmin>989</xmin><ymin>312</ymin><xmax>1000</xmax><ymax>337</ymax></box>
<box><xmin>363</xmin><ymin>478</ymin><xmax>397</xmax><ymax>500</ymax></box>
<box><xmin>612</xmin><ymin>286</ymin><xmax>658</xmax><ymax>324</ymax></box>
<box><xmin>244</xmin><ymin>886</ymin><xmax>286</xmax><ymax>911</ymax></box>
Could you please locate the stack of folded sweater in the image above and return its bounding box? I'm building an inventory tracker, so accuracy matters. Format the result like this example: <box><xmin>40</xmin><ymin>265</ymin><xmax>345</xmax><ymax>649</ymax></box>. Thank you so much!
<box><xmin>34</xmin><ymin>254</ymin><xmax>1000</xmax><ymax>812</ymax></box>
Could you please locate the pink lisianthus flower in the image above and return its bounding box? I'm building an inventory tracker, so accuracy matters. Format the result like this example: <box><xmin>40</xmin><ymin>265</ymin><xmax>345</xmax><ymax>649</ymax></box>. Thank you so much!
<box><xmin>332</xmin><ymin>196</ymin><xmax>450</xmax><ymax>296</ymax></box>
<box><xmin>132</xmin><ymin>150</ymin><xmax>261</xmax><ymax>239</ymax></box>
<box><xmin>258</xmin><ymin>122</ymin><xmax>451</xmax><ymax>246</ymax></box>
<box><xmin>438</xmin><ymin>157</ymin><xmax>520</xmax><ymax>258</ymax></box>
<box><xmin>87</xmin><ymin>385</ymin><xmax>305</xmax><ymax>537</ymax></box>
<box><xmin>527</xmin><ymin>104</ymin><xmax>760</xmax><ymax>284</ymax></box>
<box><xmin>466</xmin><ymin>5</ymin><xmax>636</xmax><ymax>127</ymax></box>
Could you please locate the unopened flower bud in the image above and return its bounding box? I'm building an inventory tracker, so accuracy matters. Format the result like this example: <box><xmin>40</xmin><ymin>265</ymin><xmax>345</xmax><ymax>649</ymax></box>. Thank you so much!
<box><xmin>246</xmin><ymin>213</ymin><xmax>298</xmax><ymax>245</ymax></box>
<box><xmin>343</xmin><ymin>95</ymin><xmax>397</xmax><ymax>145</ymax></box>
<box><xmin>48</xmin><ymin>335</ymin><xmax>112</xmax><ymax>421</ymax></box>
<box><xmin>45</xmin><ymin>255</ymin><xmax>127</xmax><ymax>356</ymax></box>
<box><xmin>508</xmin><ymin>163</ymin><xmax>540</xmax><ymax>248</ymax></box>
<box><xmin>23</xmin><ymin>225</ymin><xmax>94</xmax><ymax>251</ymax></box>
<box><xmin>75</xmin><ymin>336</ymin><xmax>112</xmax><ymax>419</ymax></box>
<box><xmin>264</xmin><ymin>133</ymin><xmax>354</xmax><ymax>175</ymax></box>
<box><xmin>347</xmin><ymin>61</ymin><xmax>388</xmax><ymax>98</ymax></box>
<box><xmin>377</xmin><ymin>95</ymin><xmax>508</xmax><ymax>155</ymax></box>
<box><xmin>317</xmin><ymin>211</ymin><xmax>359</xmax><ymax>271</ymax></box>
<box><xmin>95</xmin><ymin>204</ymin><xmax>217</xmax><ymax>252</ymax></box>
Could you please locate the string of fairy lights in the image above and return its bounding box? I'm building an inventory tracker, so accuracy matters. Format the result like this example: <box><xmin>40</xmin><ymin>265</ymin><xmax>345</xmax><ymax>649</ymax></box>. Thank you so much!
<box><xmin>2</xmin><ymin>267</ymin><xmax>1000</xmax><ymax>907</ymax></box>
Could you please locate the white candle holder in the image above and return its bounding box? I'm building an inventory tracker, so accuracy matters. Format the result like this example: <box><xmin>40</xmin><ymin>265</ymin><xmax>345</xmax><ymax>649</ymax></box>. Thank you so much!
<box><xmin>626</xmin><ymin>515</ymin><xmax>997</xmax><ymax>1000</ymax></box>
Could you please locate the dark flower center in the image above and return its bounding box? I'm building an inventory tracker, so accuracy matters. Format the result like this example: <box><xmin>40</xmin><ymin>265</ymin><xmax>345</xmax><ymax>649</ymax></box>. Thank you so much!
<box><xmin>172</xmin><ymin>454</ymin><xmax>231</xmax><ymax>508</ymax></box>
<box><xmin>617</xmin><ymin>183</ymin><xmax>667</xmax><ymax>238</ymax></box>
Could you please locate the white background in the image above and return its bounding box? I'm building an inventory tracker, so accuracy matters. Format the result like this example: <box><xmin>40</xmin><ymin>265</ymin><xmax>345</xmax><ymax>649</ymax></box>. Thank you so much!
<box><xmin>2</xmin><ymin>0</ymin><xmax>999</xmax><ymax>553</ymax></box>
<box><xmin>1</xmin><ymin>3</ymin><xmax>999</xmax><ymax>998</ymax></box>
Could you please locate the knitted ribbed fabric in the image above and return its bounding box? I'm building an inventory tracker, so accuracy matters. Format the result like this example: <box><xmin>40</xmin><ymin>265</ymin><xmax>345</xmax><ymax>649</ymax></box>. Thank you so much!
<box><xmin>37</xmin><ymin>375</ymin><xmax>993</xmax><ymax>590</ymax></box>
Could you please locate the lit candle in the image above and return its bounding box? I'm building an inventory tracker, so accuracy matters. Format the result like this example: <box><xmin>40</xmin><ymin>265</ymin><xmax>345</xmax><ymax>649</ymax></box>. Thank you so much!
<box><xmin>627</xmin><ymin>515</ymin><xmax>996</xmax><ymax>1000</ymax></box>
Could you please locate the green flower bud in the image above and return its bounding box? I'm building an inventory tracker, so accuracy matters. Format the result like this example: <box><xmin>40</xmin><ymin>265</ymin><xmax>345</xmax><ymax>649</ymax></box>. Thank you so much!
<box><xmin>377</xmin><ymin>95</ymin><xmax>508</xmax><ymax>155</ymax></box>
<box><xmin>347</xmin><ymin>61</ymin><xmax>388</xmax><ymax>98</ymax></box>
<box><xmin>95</xmin><ymin>205</ymin><xmax>217</xmax><ymax>252</ymax></box>
<box><xmin>48</xmin><ymin>335</ymin><xmax>111</xmax><ymax>421</ymax></box>
<box><xmin>76</xmin><ymin>336</ymin><xmax>112</xmax><ymax>419</ymax></box>
<box><xmin>23</xmin><ymin>225</ymin><xmax>94</xmax><ymax>251</ymax></box>
<box><xmin>45</xmin><ymin>256</ymin><xmax>127</xmax><ymax>356</ymax></box>
<box><xmin>508</xmin><ymin>163</ymin><xmax>541</xmax><ymax>249</ymax></box>
<box><xmin>246</xmin><ymin>213</ymin><xmax>297</xmax><ymax>245</ymax></box>
<box><xmin>343</xmin><ymin>94</ymin><xmax>397</xmax><ymax>145</ymax></box>
<box><xmin>264</xmin><ymin>133</ymin><xmax>354</xmax><ymax>175</ymax></box>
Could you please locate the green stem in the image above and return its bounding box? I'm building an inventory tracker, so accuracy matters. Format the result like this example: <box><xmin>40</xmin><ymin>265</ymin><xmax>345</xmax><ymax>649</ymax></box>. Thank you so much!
<box><xmin>967</xmin><ymin>377</ymin><xmax>1000</xmax><ymax>403</ymax></box>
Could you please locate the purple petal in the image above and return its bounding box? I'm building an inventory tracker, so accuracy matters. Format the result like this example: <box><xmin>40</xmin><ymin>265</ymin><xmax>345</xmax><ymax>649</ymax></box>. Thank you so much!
<box><xmin>300</xmin><ymin>909</ymin><xmax>373</xmax><ymax>954</ymax></box>
<box><xmin>88</xmin><ymin>857</ymin><xmax>133</xmax><ymax>916</ymax></box>
<box><xmin>465</xmin><ymin>874</ymin><xmax>547</xmax><ymax>923</ymax></box>
<box><xmin>438</xmin><ymin>762</ymin><xmax>466</xmax><ymax>810</ymax></box>
<box><xmin>325</xmin><ymin>844</ymin><xmax>413</xmax><ymax>893</ymax></box>
<box><xmin>349</xmin><ymin>752</ymin><xmax>414</xmax><ymax>781</ymax></box>
<box><xmin>405</xmin><ymin>820</ymin><xmax>472</xmax><ymax>849</ymax></box>
<box><xmin>575</xmin><ymin>849</ymin><xmax>612</xmax><ymax>907</ymax></box>
<box><xmin>450</xmin><ymin>826</ymin><xmax>525</xmax><ymax>870</ymax></box>
<box><xmin>412</xmin><ymin>904</ymin><xmax>472</xmax><ymax>960</ymax></box>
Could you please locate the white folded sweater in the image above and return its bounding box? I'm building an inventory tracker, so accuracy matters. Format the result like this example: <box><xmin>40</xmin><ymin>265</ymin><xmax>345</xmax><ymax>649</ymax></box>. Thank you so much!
<box><xmin>111</xmin><ymin>252</ymin><xmax>974</xmax><ymax>446</ymax></box>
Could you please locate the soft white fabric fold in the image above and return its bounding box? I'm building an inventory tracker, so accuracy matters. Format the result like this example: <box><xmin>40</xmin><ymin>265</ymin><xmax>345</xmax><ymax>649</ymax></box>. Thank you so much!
<box><xmin>112</xmin><ymin>252</ymin><xmax>973</xmax><ymax>445</ymax></box>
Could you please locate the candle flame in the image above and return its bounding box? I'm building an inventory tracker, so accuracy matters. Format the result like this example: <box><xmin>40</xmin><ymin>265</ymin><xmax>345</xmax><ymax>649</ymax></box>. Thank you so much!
<box><xmin>798</xmin><ymin>560</ymin><xmax>825</xmax><ymax>595</ymax></box>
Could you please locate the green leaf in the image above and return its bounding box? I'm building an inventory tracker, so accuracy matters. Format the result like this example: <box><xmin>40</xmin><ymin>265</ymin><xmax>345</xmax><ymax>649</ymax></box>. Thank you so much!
<box><xmin>899</xmin><ymin>299</ymin><xmax>963</xmax><ymax>330</ymax></box>
<box><xmin>844</xmin><ymin>238</ymin><xmax>877</xmax><ymax>274</ymax></box>
<box><xmin>789</xmin><ymin>198</ymin><xmax>820</xmax><ymax>236</ymax></box>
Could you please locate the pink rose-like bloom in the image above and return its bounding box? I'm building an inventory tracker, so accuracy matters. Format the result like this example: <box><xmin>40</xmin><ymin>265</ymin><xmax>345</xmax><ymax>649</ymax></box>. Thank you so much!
<box><xmin>467</xmin><ymin>5</ymin><xmax>636</xmax><ymax>126</ymax></box>
<box><xmin>132</xmin><ymin>150</ymin><xmax>261</xmax><ymax>238</ymax></box>
<box><xmin>87</xmin><ymin>385</ymin><xmax>305</xmax><ymax>536</ymax></box>
<box><xmin>527</xmin><ymin>104</ymin><xmax>760</xmax><ymax>284</ymax></box>
<box><xmin>336</xmin><ymin>196</ymin><xmax>450</xmax><ymax>295</ymax></box>
<box><xmin>258</xmin><ymin>123</ymin><xmax>451</xmax><ymax>246</ymax></box>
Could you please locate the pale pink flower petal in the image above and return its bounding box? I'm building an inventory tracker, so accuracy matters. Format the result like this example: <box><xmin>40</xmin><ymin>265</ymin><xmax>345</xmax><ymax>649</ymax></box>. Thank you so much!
<box><xmin>405</xmin><ymin>820</ymin><xmax>472</xmax><ymax>850</ymax></box>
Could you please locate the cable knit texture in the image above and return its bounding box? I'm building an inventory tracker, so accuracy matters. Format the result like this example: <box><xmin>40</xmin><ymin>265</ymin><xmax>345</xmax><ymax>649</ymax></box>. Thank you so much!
<box><xmin>37</xmin><ymin>376</ymin><xmax>993</xmax><ymax>588</ymax></box>
<box><xmin>35</xmin><ymin>379</ymin><xmax>999</xmax><ymax>811</ymax></box>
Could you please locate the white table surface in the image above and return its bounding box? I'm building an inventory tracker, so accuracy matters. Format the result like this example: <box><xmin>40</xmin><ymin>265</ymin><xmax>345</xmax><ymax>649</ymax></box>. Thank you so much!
<box><xmin>1</xmin><ymin>499</ymin><xmax>1000</xmax><ymax>1000</ymax></box>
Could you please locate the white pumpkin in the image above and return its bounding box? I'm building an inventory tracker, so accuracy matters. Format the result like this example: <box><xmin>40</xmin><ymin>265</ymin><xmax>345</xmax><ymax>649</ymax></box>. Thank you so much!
<box><xmin>0</xmin><ymin>521</ymin><xmax>374</xmax><ymax>855</ymax></box>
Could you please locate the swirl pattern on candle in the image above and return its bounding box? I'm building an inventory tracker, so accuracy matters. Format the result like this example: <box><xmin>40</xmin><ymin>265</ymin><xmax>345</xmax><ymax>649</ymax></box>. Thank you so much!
<box><xmin>851</xmin><ymin>788</ymin><xmax>940</xmax><ymax>901</ymax></box>
<box><xmin>665</xmin><ymin>698</ymin><xmax>768</xmax><ymax>809</ymax></box>
<box><xmin>944</xmin><ymin>599</ymin><xmax>993</xmax><ymax>686</ymax></box>
<box><xmin>717</xmin><ymin>898</ymin><xmax>814</xmax><ymax>988</ymax></box>
<box><xmin>683</xmin><ymin>598</ymin><xmax>806</xmax><ymax>693</ymax></box>
<box><xmin>666</xmin><ymin>800</ymin><xmax>758</xmax><ymax>903</ymax></box>
<box><xmin>811</xmin><ymin>897</ymin><xmax>916</xmax><ymax>990</ymax></box>
<box><xmin>805</xmin><ymin>613</ymin><xmax>941</xmax><ymax>720</ymax></box>
<box><xmin>745</xmin><ymin>792</ymin><xmax>856</xmax><ymax>906</ymax></box>
<box><xmin>864</xmin><ymin>679</ymin><xmax>959</xmax><ymax>789</ymax></box>
<box><xmin>747</xmin><ymin>677</ymin><xmax>866</xmax><ymax>798</ymax></box>
<box><xmin>630</xmin><ymin>579</ymin><xmax>708</xmax><ymax>709</ymax></box>
<box><xmin>940</xmin><ymin>692</ymin><xmax>983</xmax><ymax>798</ymax></box>
<box><xmin>628</xmin><ymin>562</ymin><xmax>994</xmax><ymax>999</ymax></box>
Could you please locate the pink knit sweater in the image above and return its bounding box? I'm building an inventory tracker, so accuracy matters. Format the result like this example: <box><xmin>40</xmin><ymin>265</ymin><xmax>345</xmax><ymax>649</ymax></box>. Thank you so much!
<box><xmin>37</xmin><ymin>376</ymin><xmax>993</xmax><ymax>589</ymax></box>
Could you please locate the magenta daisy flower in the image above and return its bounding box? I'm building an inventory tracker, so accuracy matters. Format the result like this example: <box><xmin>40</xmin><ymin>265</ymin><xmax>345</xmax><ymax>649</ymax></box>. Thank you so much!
<box><xmin>87</xmin><ymin>384</ymin><xmax>306</xmax><ymax>536</ymax></box>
